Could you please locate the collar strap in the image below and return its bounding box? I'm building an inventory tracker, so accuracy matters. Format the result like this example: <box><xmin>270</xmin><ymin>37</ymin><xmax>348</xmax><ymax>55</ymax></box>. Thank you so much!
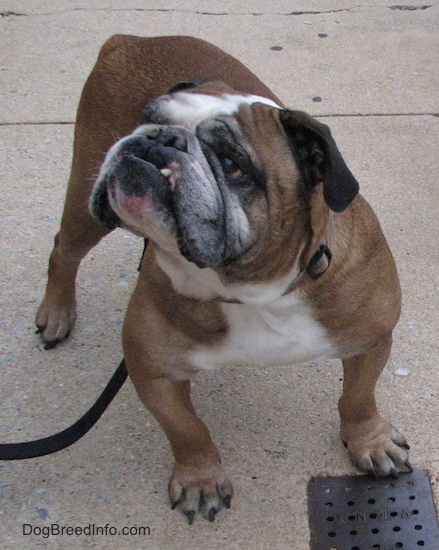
<box><xmin>278</xmin><ymin>243</ymin><xmax>332</xmax><ymax>297</ymax></box>
<box><xmin>305</xmin><ymin>244</ymin><xmax>332</xmax><ymax>280</ymax></box>
<box><xmin>217</xmin><ymin>244</ymin><xmax>332</xmax><ymax>304</ymax></box>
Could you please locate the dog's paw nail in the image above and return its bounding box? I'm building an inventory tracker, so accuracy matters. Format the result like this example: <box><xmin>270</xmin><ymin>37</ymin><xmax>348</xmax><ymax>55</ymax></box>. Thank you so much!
<box><xmin>401</xmin><ymin>442</ymin><xmax>410</xmax><ymax>450</ymax></box>
<box><xmin>405</xmin><ymin>460</ymin><xmax>413</xmax><ymax>472</ymax></box>
<box><xmin>223</xmin><ymin>495</ymin><xmax>232</xmax><ymax>509</ymax></box>
<box><xmin>170</xmin><ymin>488</ymin><xmax>185</xmax><ymax>511</ymax></box>
<box><xmin>208</xmin><ymin>507</ymin><xmax>218</xmax><ymax>522</ymax></box>
<box><xmin>184</xmin><ymin>510</ymin><xmax>196</xmax><ymax>525</ymax></box>
<box><xmin>342</xmin><ymin>440</ymin><xmax>348</xmax><ymax>448</ymax></box>
<box><xmin>390</xmin><ymin>468</ymin><xmax>399</xmax><ymax>479</ymax></box>
<box><xmin>35</xmin><ymin>326</ymin><xmax>43</xmax><ymax>334</ymax></box>
<box><xmin>44</xmin><ymin>340</ymin><xmax>59</xmax><ymax>350</ymax></box>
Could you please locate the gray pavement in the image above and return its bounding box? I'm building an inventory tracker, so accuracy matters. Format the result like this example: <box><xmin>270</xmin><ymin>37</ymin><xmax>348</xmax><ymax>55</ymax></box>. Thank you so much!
<box><xmin>1</xmin><ymin>2</ymin><xmax>438</xmax><ymax>548</ymax></box>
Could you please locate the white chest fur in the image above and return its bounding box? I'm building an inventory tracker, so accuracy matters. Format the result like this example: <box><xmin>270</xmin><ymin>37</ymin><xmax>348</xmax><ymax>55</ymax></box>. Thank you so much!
<box><xmin>191</xmin><ymin>292</ymin><xmax>335</xmax><ymax>370</ymax></box>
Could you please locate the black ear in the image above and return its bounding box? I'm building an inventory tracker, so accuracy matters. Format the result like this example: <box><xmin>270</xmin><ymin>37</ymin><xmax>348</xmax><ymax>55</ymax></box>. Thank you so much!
<box><xmin>167</xmin><ymin>79</ymin><xmax>206</xmax><ymax>94</ymax></box>
<box><xmin>279</xmin><ymin>110</ymin><xmax>359</xmax><ymax>212</ymax></box>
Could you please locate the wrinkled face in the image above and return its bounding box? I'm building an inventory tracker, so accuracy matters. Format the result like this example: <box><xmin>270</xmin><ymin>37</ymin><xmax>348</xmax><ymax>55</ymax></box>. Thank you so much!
<box><xmin>90</xmin><ymin>85</ymin><xmax>285</xmax><ymax>269</ymax></box>
<box><xmin>91</xmin><ymin>82</ymin><xmax>359</xmax><ymax>273</ymax></box>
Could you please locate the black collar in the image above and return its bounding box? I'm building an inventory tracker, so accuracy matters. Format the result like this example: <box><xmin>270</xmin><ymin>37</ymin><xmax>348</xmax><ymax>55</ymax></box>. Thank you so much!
<box><xmin>218</xmin><ymin>244</ymin><xmax>332</xmax><ymax>304</ymax></box>
<box><xmin>305</xmin><ymin>244</ymin><xmax>332</xmax><ymax>280</ymax></box>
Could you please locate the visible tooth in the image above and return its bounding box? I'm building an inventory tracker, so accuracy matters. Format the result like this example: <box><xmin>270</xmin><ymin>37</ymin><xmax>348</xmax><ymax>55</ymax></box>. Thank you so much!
<box><xmin>160</xmin><ymin>168</ymin><xmax>172</xmax><ymax>178</ymax></box>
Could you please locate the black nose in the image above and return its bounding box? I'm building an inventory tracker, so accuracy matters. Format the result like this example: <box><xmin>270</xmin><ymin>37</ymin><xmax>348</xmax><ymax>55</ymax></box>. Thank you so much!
<box><xmin>118</xmin><ymin>136</ymin><xmax>150</xmax><ymax>160</ymax></box>
<box><xmin>118</xmin><ymin>130</ymin><xmax>187</xmax><ymax>169</ymax></box>
<box><xmin>145</xmin><ymin>128</ymin><xmax>187</xmax><ymax>152</ymax></box>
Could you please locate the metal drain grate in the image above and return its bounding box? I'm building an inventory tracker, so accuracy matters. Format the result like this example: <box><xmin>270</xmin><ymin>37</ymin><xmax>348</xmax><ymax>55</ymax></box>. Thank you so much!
<box><xmin>307</xmin><ymin>470</ymin><xmax>439</xmax><ymax>550</ymax></box>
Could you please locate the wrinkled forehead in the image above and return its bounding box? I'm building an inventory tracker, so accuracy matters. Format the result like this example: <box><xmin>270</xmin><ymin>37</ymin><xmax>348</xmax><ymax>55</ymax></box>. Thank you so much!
<box><xmin>144</xmin><ymin>90</ymin><xmax>282</xmax><ymax>128</ymax></box>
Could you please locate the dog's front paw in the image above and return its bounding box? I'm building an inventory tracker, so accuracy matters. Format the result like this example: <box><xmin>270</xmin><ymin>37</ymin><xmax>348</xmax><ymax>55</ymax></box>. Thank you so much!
<box><xmin>169</xmin><ymin>461</ymin><xmax>233</xmax><ymax>524</ymax></box>
<box><xmin>341</xmin><ymin>416</ymin><xmax>411</xmax><ymax>478</ymax></box>
<box><xmin>36</xmin><ymin>292</ymin><xmax>76</xmax><ymax>349</ymax></box>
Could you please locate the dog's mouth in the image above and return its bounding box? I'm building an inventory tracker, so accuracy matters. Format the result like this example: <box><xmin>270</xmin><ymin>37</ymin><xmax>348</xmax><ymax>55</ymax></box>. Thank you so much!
<box><xmin>91</xmin><ymin>136</ymin><xmax>179</xmax><ymax>234</ymax></box>
<box><xmin>90</xmin><ymin>126</ymin><xmax>233</xmax><ymax>268</ymax></box>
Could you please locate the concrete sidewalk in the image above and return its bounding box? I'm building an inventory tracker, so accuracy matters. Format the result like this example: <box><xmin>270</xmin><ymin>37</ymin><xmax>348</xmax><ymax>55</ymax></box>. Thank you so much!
<box><xmin>1</xmin><ymin>2</ymin><xmax>438</xmax><ymax>548</ymax></box>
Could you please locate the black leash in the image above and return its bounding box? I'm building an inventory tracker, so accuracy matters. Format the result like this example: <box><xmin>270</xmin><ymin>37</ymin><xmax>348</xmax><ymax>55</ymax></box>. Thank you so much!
<box><xmin>0</xmin><ymin>239</ymin><xmax>150</xmax><ymax>461</ymax></box>
<box><xmin>0</xmin><ymin>359</ymin><xmax>127</xmax><ymax>460</ymax></box>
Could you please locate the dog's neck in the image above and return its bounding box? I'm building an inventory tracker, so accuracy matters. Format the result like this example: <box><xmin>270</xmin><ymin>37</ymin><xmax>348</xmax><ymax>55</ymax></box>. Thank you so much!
<box><xmin>152</xmin><ymin>208</ymin><xmax>334</xmax><ymax>307</ymax></box>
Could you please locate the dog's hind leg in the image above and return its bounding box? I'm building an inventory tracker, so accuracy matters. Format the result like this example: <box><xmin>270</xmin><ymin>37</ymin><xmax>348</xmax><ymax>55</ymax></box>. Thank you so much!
<box><xmin>35</xmin><ymin>65</ymin><xmax>118</xmax><ymax>348</ymax></box>
<box><xmin>35</xmin><ymin>36</ymin><xmax>150</xmax><ymax>348</ymax></box>
<box><xmin>35</xmin><ymin>195</ymin><xmax>111</xmax><ymax>349</ymax></box>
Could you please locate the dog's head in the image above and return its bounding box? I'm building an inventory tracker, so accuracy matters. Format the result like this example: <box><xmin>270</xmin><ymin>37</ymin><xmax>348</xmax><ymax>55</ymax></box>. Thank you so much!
<box><xmin>90</xmin><ymin>81</ymin><xmax>358</xmax><ymax>273</ymax></box>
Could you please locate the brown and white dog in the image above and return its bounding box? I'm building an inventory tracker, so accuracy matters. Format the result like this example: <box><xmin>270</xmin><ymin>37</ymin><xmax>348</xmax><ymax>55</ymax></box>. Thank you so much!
<box><xmin>36</xmin><ymin>35</ymin><xmax>410</xmax><ymax>523</ymax></box>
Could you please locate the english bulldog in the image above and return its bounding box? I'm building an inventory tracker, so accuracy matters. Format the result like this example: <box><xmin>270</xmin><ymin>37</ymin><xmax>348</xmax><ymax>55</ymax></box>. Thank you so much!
<box><xmin>36</xmin><ymin>35</ymin><xmax>410</xmax><ymax>523</ymax></box>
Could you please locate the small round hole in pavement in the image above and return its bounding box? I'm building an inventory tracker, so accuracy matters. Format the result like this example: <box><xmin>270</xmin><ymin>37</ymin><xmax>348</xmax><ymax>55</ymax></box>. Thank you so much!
<box><xmin>371</xmin><ymin>528</ymin><xmax>379</xmax><ymax>534</ymax></box>
<box><xmin>325</xmin><ymin>501</ymin><xmax>333</xmax><ymax>507</ymax></box>
<box><xmin>415</xmin><ymin>525</ymin><xmax>422</xmax><ymax>530</ymax></box>
<box><xmin>388</xmin><ymin>496</ymin><xmax>396</xmax><ymax>502</ymax></box>
<box><xmin>327</xmin><ymin>516</ymin><xmax>335</xmax><ymax>522</ymax></box>
<box><xmin>417</xmin><ymin>541</ymin><xmax>425</xmax><ymax>546</ymax></box>
<box><xmin>396</xmin><ymin>544</ymin><xmax>403</xmax><ymax>548</ymax></box>
<box><xmin>370</xmin><ymin>512</ymin><xmax>377</xmax><ymax>519</ymax></box>
<box><xmin>328</xmin><ymin>531</ymin><xmax>336</xmax><ymax>537</ymax></box>
<box><xmin>347</xmin><ymin>500</ymin><xmax>355</xmax><ymax>506</ymax></box>
<box><xmin>350</xmin><ymin>530</ymin><xmax>357</xmax><ymax>536</ymax></box>
<box><xmin>368</xmin><ymin>498</ymin><xmax>376</xmax><ymax>504</ymax></box>
<box><xmin>391</xmin><ymin>511</ymin><xmax>398</xmax><ymax>517</ymax></box>
<box><xmin>412</xmin><ymin>509</ymin><xmax>419</xmax><ymax>515</ymax></box>
<box><xmin>409</xmin><ymin>495</ymin><xmax>416</xmax><ymax>500</ymax></box>
<box><xmin>393</xmin><ymin>526</ymin><xmax>401</xmax><ymax>532</ymax></box>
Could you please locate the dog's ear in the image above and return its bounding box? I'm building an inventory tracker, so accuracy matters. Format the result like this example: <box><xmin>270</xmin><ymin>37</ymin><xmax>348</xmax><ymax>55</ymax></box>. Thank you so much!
<box><xmin>279</xmin><ymin>110</ymin><xmax>359</xmax><ymax>212</ymax></box>
<box><xmin>167</xmin><ymin>79</ymin><xmax>206</xmax><ymax>94</ymax></box>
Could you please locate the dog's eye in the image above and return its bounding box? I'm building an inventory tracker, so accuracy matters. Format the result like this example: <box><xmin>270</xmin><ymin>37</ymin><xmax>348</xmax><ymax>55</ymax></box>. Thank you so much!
<box><xmin>219</xmin><ymin>156</ymin><xmax>242</xmax><ymax>180</ymax></box>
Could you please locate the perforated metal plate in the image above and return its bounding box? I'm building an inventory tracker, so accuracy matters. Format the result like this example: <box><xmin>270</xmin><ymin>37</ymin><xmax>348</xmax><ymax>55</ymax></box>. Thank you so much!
<box><xmin>307</xmin><ymin>470</ymin><xmax>439</xmax><ymax>550</ymax></box>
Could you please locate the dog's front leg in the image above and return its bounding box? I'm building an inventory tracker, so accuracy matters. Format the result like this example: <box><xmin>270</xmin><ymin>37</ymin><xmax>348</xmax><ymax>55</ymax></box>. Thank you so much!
<box><xmin>126</xmin><ymin>362</ymin><xmax>233</xmax><ymax>524</ymax></box>
<box><xmin>338</xmin><ymin>335</ymin><xmax>411</xmax><ymax>477</ymax></box>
